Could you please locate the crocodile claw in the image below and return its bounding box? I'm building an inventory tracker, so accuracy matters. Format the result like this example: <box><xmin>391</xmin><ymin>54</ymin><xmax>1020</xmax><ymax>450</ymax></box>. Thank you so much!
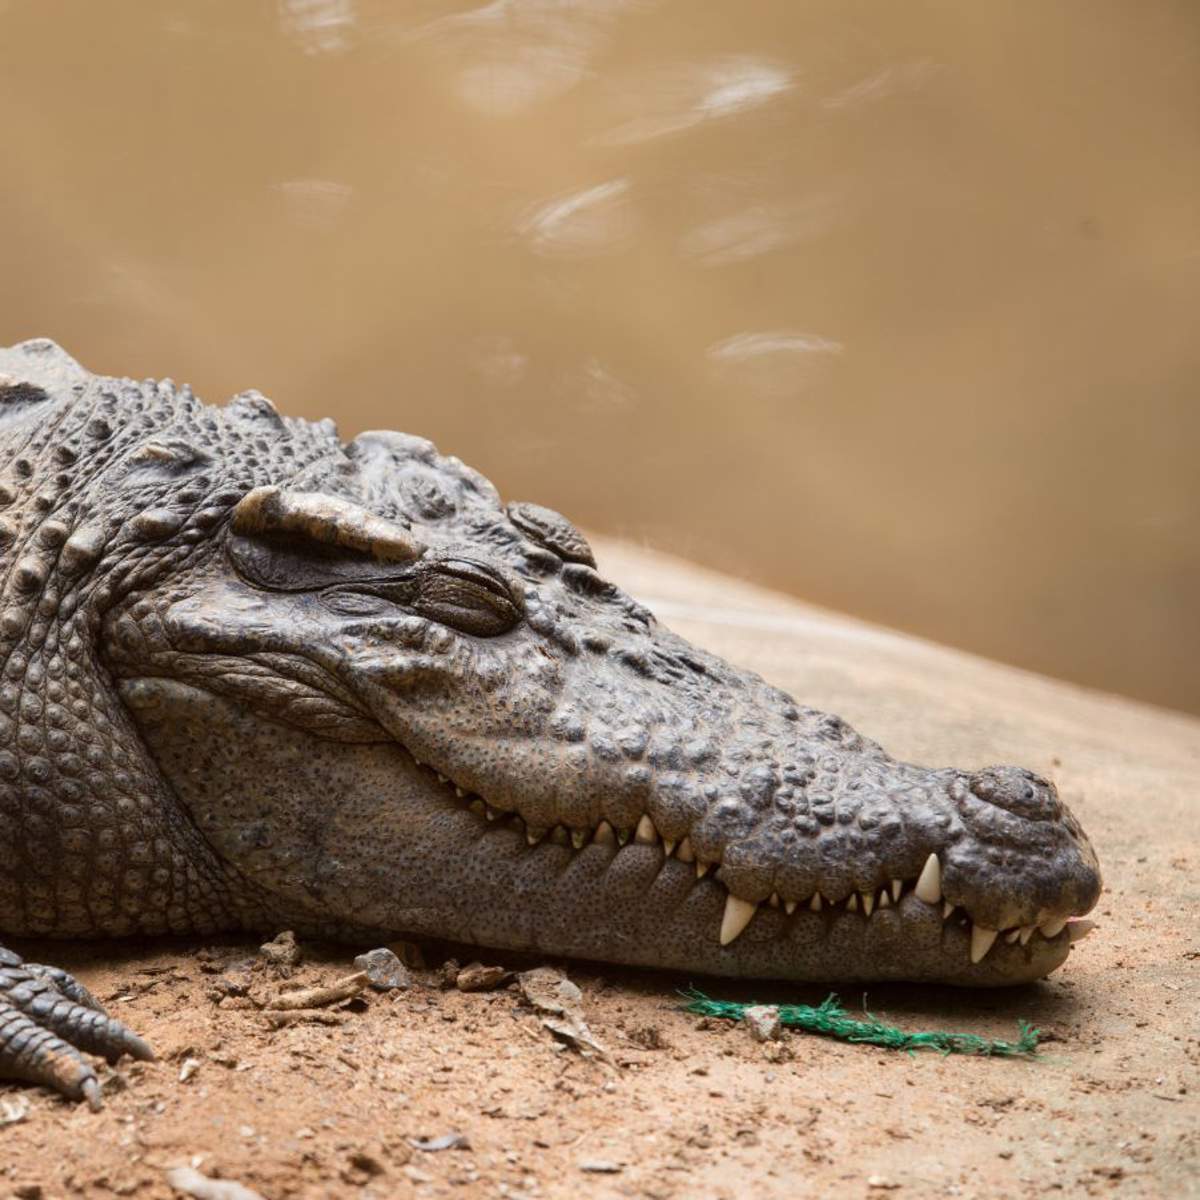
<box><xmin>0</xmin><ymin>946</ymin><xmax>154</xmax><ymax>1108</ymax></box>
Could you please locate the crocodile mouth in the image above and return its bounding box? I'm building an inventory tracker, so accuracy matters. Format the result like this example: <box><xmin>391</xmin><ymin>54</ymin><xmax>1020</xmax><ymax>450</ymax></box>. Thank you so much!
<box><xmin>409</xmin><ymin>754</ymin><xmax>1098</xmax><ymax>969</ymax></box>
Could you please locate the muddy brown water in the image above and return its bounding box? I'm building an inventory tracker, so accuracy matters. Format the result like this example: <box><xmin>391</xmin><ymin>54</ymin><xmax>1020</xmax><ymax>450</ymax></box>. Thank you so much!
<box><xmin>1</xmin><ymin>1</ymin><xmax>1197</xmax><ymax>713</ymax></box>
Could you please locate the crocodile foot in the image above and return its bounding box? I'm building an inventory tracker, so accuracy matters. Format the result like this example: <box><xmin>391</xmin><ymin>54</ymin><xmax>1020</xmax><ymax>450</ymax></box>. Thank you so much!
<box><xmin>0</xmin><ymin>945</ymin><xmax>154</xmax><ymax>1108</ymax></box>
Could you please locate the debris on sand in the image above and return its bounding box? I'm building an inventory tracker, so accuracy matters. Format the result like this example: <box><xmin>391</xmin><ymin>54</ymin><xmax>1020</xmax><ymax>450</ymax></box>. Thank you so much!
<box><xmin>257</xmin><ymin>931</ymin><xmax>301</xmax><ymax>976</ymax></box>
<box><xmin>579</xmin><ymin>1159</ymin><xmax>623</xmax><ymax>1174</ymax></box>
<box><xmin>165</xmin><ymin>1165</ymin><xmax>267</xmax><ymax>1200</ymax></box>
<box><xmin>353</xmin><ymin>947</ymin><xmax>413</xmax><ymax>991</ymax></box>
<box><xmin>455</xmin><ymin>962</ymin><xmax>510</xmax><ymax>992</ymax></box>
<box><xmin>267</xmin><ymin>971</ymin><xmax>368</xmax><ymax>1010</ymax></box>
<box><xmin>409</xmin><ymin>1131</ymin><xmax>471</xmax><ymax>1152</ymax></box>
<box><xmin>264</xmin><ymin>1009</ymin><xmax>347</xmax><ymax>1028</ymax></box>
<box><xmin>744</xmin><ymin>1005</ymin><xmax>782</xmax><ymax>1043</ymax></box>
<box><xmin>518</xmin><ymin>967</ymin><xmax>612</xmax><ymax>1063</ymax></box>
<box><xmin>0</xmin><ymin>1096</ymin><xmax>30</xmax><ymax>1126</ymax></box>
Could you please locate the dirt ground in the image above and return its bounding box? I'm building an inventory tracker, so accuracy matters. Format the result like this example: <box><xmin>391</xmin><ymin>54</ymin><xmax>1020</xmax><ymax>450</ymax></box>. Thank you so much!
<box><xmin>2</xmin><ymin>541</ymin><xmax>1198</xmax><ymax>1200</ymax></box>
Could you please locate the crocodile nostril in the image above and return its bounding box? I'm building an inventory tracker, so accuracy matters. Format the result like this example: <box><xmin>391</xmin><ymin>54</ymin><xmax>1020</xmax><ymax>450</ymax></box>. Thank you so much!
<box><xmin>967</xmin><ymin>766</ymin><xmax>1061</xmax><ymax>821</ymax></box>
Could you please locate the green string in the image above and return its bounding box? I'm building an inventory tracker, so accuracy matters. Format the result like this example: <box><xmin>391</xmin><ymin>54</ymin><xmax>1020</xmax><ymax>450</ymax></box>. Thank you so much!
<box><xmin>682</xmin><ymin>989</ymin><xmax>1040</xmax><ymax>1057</ymax></box>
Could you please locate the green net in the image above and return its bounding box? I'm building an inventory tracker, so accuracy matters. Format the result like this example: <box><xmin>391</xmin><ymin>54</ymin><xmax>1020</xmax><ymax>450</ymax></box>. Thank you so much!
<box><xmin>682</xmin><ymin>989</ymin><xmax>1040</xmax><ymax>1057</ymax></box>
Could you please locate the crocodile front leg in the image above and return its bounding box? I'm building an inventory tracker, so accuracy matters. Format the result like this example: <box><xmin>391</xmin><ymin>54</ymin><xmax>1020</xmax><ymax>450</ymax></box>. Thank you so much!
<box><xmin>0</xmin><ymin>946</ymin><xmax>153</xmax><ymax>1107</ymax></box>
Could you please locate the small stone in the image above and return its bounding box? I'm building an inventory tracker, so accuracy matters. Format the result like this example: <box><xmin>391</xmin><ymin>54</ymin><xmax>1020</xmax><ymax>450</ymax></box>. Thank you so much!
<box><xmin>867</xmin><ymin>1176</ymin><xmax>900</xmax><ymax>1190</ymax></box>
<box><xmin>410</xmin><ymin>1132</ymin><xmax>470</xmax><ymax>1152</ymax></box>
<box><xmin>455</xmin><ymin>962</ymin><xmax>510</xmax><ymax>992</ymax></box>
<box><xmin>744</xmin><ymin>1005</ymin><xmax>782</xmax><ymax>1043</ymax></box>
<box><xmin>353</xmin><ymin>947</ymin><xmax>413</xmax><ymax>991</ymax></box>
<box><xmin>258</xmin><ymin>931</ymin><xmax>301</xmax><ymax>975</ymax></box>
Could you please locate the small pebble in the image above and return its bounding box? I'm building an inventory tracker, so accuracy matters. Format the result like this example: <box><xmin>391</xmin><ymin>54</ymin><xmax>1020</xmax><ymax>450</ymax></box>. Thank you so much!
<box><xmin>354</xmin><ymin>947</ymin><xmax>412</xmax><ymax>991</ymax></box>
<box><xmin>744</xmin><ymin>1005</ymin><xmax>782</xmax><ymax>1043</ymax></box>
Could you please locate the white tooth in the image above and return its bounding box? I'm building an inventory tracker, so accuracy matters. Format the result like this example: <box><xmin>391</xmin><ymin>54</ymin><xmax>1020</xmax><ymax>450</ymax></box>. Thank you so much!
<box><xmin>943</xmin><ymin>900</ymin><xmax>955</xmax><ymax>920</ymax></box>
<box><xmin>768</xmin><ymin>892</ymin><xmax>780</xmax><ymax>908</ymax></box>
<box><xmin>454</xmin><ymin>785</ymin><xmax>465</xmax><ymax>799</ymax></box>
<box><xmin>1041</xmin><ymin>916</ymin><xmax>1068</xmax><ymax>939</ymax></box>
<box><xmin>846</xmin><ymin>894</ymin><xmax>858</xmax><ymax>912</ymax></box>
<box><xmin>570</xmin><ymin>829</ymin><xmax>587</xmax><ymax>850</ymax></box>
<box><xmin>969</xmin><ymin>925</ymin><xmax>999</xmax><ymax>964</ymax></box>
<box><xmin>1018</xmin><ymin>925</ymin><xmax>1035</xmax><ymax>946</ymax></box>
<box><xmin>914</xmin><ymin>853</ymin><xmax>942</xmax><ymax>905</ymax></box>
<box><xmin>676</xmin><ymin>837</ymin><xmax>695</xmax><ymax>863</ymax></box>
<box><xmin>890</xmin><ymin>879</ymin><xmax>903</xmax><ymax>903</ymax></box>
<box><xmin>860</xmin><ymin>891</ymin><xmax>875</xmax><ymax>916</ymax></box>
<box><xmin>809</xmin><ymin>893</ymin><xmax>822</xmax><ymax>912</ymax></box>
<box><xmin>485</xmin><ymin>805</ymin><xmax>500</xmax><ymax>821</ymax></box>
<box><xmin>593</xmin><ymin>820</ymin><xmax>616</xmax><ymax>846</ymax></box>
<box><xmin>1067</xmin><ymin>919</ymin><xmax>1096</xmax><ymax>943</ymax></box>
<box><xmin>784</xmin><ymin>900</ymin><xmax>797</xmax><ymax>915</ymax></box>
<box><xmin>663</xmin><ymin>838</ymin><xmax>677</xmax><ymax>857</ymax></box>
<box><xmin>437</xmin><ymin>772</ymin><xmax>448</xmax><ymax>785</ymax></box>
<box><xmin>696</xmin><ymin>861</ymin><xmax>712</xmax><ymax>879</ymax></box>
<box><xmin>1005</xmin><ymin>929</ymin><xmax>1020</xmax><ymax>944</ymax></box>
<box><xmin>526</xmin><ymin>827</ymin><xmax>546</xmax><ymax>847</ymax></box>
<box><xmin>719</xmin><ymin>894</ymin><xmax>759</xmax><ymax>946</ymax></box>
<box><xmin>878</xmin><ymin>890</ymin><xmax>890</xmax><ymax>910</ymax></box>
<box><xmin>635</xmin><ymin>815</ymin><xmax>658</xmax><ymax>845</ymax></box>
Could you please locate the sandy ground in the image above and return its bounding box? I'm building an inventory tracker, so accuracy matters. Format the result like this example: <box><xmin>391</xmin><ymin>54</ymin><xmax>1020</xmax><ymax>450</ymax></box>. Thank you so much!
<box><xmin>2</xmin><ymin>540</ymin><xmax>1198</xmax><ymax>1200</ymax></box>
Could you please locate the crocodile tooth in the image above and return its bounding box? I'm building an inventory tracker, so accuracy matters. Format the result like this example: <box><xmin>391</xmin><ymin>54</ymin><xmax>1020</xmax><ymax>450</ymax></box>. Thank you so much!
<box><xmin>1040</xmin><ymin>916</ymin><xmax>1068</xmax><ymax>939</ymax></box>
<box><xmin>1067</xmin><ymin>919</ymin><xmax>1096</xmax><ymax>943</ymax></box>
<box><xmin>784</xmin><ymin>899</ymin><xmax>797</xmax><ymax>915</ymax></box>
<box><xmin>942</xmin><ymin>900</ymin><xmax>955</xmax><ymax>920</ymax></box>
<box><xmin>969</xmin><ymin>925</ymin><xmax>999</xmax><ymax>964</ymax></box>
<box><xmin>676</xmin><ymin>837</ymin><xmax>695</xmax><ymax>863</ymax></box>
<box><xmin>616</xmin><ymin>827</ymin><xmax>631</xmax><ymax>846</ymax></box>
<box><xmin>768</xmin><ymin>892</ymin><xmax>780</xmax><ymax>908</ymax></box>
<box><xmin>663</xmin><ymin>838</ymin><xmax>677</xmax><ymax>857</ymax></box>
<box><xmin>878</xmin><ymin>890</ymin><xmax>890</xmax><ymax>909</ymax></box>
<box><xmin>809</xmin><ymin>893</ymin><xmax>822</xmax><ymax>912</ymax></box>
<box><xmin>593</xmin><ymin>820</ymin><xmax>616</xmax><ymax>846</ymax></box>
<box><xmin>436</xmin><ymin>772</ymin><xmax>448</xmax><ymax>785</ymax></box>
<box><xmin>526</xmin><ymin>826</ymin><xmax>547</xmax><ymax>847</ymax></box>
<box><xmin>454</xmin><ymin>785</ymin><xmax>465</xmax><ymax>799</ymax></box>
<box><xmin>846</xmin><ymin>894</ymin><xmax>858</xmax><ymax>912</ymax></box>
<box><xmin>719</xmin><ymin>895</ymin><xmax>758</xmax><ymax>946</ymax></box>
<box><xmin>860</xmin><ymin>891</ymin><xmax>874</xmax><ymax>916</ymax></box>
<box><xmin>485</xmin><ymin>804</ymin><xmax>500</xmax><ymax>821</ymax></box>
<box><xmin>634</xmin><ymin>815</ymin><xmax>658</xmax><ymax>846</ymax></box>
<box><xmin>1005</xmin><ymin>928</ymin><xmax>1021</xmax><ymax>944</ymax></box>
<box><xmin>1018</xmin><ymin>925</ymin><xmax>1035</xmax><ymax>946</ymax></box>
<box><xmin>914</xmin><ymin>853</ymin><xmax>942</xmax><ymax>904</ymax></box>
<box><xmin>571</xmin><ymin>829</ymin><xmax>587</xmax><ymax>850</ymax></box>
<box><xmin>696</xmin><ymin>861</ymin><xmax>712</xmax><ymax>879</ymax></box>
<box><xmin>890</xmin><ymin>879</ymin><xmax>903</xmax><ymax>902</ymax></box>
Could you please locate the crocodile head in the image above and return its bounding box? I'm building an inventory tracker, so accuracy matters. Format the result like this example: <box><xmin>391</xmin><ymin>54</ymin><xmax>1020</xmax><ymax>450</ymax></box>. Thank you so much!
<box><xmin>105</xmin><ymin>428</ymin><xmax>1101</xmax><ymax>986</ymax></box>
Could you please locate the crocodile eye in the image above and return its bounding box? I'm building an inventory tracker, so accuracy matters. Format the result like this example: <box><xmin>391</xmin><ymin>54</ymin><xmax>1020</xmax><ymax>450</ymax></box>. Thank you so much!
<box><xmin>507</xmin><ymin>502</ymin><xmax>595</xmax><ymax>567</ymax></box>
<box><xmin>415</xmin><ymin>557</ymin><xmax>522</xmax><ymax>638</ymax></box>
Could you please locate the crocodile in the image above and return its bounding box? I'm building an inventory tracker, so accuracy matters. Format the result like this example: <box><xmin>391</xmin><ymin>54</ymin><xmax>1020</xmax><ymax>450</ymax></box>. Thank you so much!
<box><xmin>0</xmin><ymin>338</ymin><xmax>1101</xmax><ymax>1105</ymax></box>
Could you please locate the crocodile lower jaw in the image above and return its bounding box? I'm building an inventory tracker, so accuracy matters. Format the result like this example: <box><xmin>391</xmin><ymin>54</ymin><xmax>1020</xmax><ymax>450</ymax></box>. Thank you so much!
<box><xmin>411</xmin><ymin>757</ymin><xmax>1097</xmax><ymax>968</ymax></box>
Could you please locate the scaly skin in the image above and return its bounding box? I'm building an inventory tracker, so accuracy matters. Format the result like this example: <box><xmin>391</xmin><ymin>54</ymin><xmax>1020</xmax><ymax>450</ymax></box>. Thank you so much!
<box><xmin>0</xmin><ymin>338</ymin><xmax>1101</xmax><ymax>1104</ymax></box>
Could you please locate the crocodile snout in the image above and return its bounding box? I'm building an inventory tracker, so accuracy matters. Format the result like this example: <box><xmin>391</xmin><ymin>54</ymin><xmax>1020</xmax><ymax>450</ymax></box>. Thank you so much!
<box><xmin>967</xmin><ymin>766</ymin><xmax>1062</xmax><ymax>822</ymax></box>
